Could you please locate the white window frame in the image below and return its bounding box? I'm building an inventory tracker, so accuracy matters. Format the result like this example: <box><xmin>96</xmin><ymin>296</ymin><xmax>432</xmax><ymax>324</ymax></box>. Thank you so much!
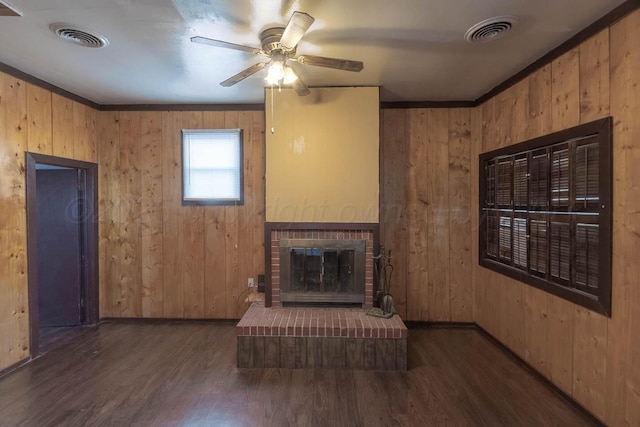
<box><xmin>181</xmin><ymin>129</ymin><xmax>243</xmax><ymax>206</ymax></box>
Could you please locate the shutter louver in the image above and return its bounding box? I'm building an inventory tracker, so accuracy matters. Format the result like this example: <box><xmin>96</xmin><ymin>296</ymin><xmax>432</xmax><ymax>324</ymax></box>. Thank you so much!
<box><xmin>530</xmin><ymin>219</ymin><xmax>547</xmax><ymax>274</ymax></box>
<box><xmin>575</xmin><ymin>142</ymin><xmax>599</xmax><ymax>209</ymax></box>
<box><xmin>576</xmin><ymin>223</ymin><xmax>599</xmax><ymax>292</ymax></box>
<box><xmin>499</xmin><ymin>216</ymin><xmax>512</xmax><ymax>262</ymax></box>
<box><xmin>486</xmin><ymin>162</ymin><xmax>496</xmax><ymax>206</ymax></box>
<box><xmin>514</xmin><ymin>157</ymin><xmax>528</xmax><ymax>207</ymax></box>
<box><xmin>497</xmin><ymin>160</ymin><xmax>512</xmax><ymax>207</ymax></box>
<box><xmin>513</xmin><ymin>218</ymin><xmax>527</xmax><ymax>268</ymax></box>
<box><xmin>487</xmin><ymin>212</ymin><xmax>499</xmax><ymax>259</ymax></box>
<box><xmin>551</xmin><ymin>148</ymin><xmax>570</xmax><ymax>208</ymax></box>
<box><xmin>530</xmin><ymin>152</ymin><xmax>548</xmax><ymax>209</ymax></box>
<box><xmin>550</xmin><ymin>221</ymin><xmax>570</xmax><ymax>282</ymax></box>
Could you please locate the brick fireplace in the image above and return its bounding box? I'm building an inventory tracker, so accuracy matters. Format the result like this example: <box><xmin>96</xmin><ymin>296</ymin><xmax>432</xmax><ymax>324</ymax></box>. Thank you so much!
<box><xmin>265</xmin><ymin>223</ymin><xmax>379</xmax><ymax>308</ymax></box>
<box><xmin>237</xmin><ymin>223</ymin><xmax>408</xmax><ymax>371</ymax></box>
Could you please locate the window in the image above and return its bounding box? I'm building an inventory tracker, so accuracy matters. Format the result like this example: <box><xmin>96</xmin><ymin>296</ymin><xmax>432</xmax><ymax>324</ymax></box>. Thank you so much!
<box><xmin>181</xmin><ymin>129</ymin><xmax>243</xmax><ymax>205</ymax></box>
<box><xmin>479</xmin><ymin>117</ymin><xmax>612</xmax><ymax>316</ymax></box>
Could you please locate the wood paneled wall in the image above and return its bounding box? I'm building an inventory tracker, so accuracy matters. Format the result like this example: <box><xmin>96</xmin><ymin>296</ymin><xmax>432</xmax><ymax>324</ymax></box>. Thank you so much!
<box><xmin>97</xmin><ymin>110</ymin><xmax>265</xmax><ymax>320</ymax></box>
<box><xmin>380</xmin><ymin>108</ymin><xmax>474</xmax><ymax>322</ymax></box>
<box><xmin>0</xmin><ymin>71</ymin><xmax>97</xmax><ymax>371</ymax></box>
<box><xmin>380</xmin><ymin>11</ymin><xmax>640</xmax><ymax>424</ymax></box>
<box><xmin>473</xmin><ymin>10</ymin><xmax>640</xmax><ymax>425</ymax></box>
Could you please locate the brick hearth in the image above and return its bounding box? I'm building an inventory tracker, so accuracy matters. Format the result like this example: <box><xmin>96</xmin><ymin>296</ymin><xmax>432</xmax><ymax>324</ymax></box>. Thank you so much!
<box><xmin>237</xmin><ymin>303</ymin><xmax>407</xmax><ymax>370</ymax></box>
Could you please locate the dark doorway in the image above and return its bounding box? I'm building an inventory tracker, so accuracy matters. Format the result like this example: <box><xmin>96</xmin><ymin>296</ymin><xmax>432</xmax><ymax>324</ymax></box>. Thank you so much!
<box><xmin>37</xmin><ymin>169</ymin><xmax>83</xmax><ymax>327</ymax></box>
<box><xmin>26</xmin><ymin>153</ymin><xmax>99</xmax><ymax>358</ymax></box>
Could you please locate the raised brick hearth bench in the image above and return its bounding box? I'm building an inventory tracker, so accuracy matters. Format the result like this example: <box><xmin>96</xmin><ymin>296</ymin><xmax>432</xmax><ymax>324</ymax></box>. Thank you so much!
<box><xmin>236</xmin><ymin>303</ymin><xmax>407</xmax><ymax>371</ymax></box>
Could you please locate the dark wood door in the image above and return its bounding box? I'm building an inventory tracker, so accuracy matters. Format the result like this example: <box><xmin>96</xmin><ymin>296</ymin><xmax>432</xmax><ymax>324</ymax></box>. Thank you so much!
<box><xmin>37</xmin><ymin>169</ymin><xmax>82</xmax><ymax>327</ymax></box>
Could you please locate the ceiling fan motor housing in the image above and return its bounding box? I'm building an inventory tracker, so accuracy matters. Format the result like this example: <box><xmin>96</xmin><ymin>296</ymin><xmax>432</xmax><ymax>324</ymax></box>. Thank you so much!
<box><xmin>260</xmin><ymin>27</ymin><xmax>295</xmax><ymax>56</ymax></box>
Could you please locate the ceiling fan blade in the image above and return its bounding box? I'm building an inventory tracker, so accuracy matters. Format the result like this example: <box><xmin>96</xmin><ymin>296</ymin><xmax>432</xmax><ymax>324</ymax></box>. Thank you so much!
<box><xmin>191</xmin><ymin>36</ymin><xmax>262</xmax><ymax>55</ymax></box>
<box><xmin>296</xmin><ymin>55</ymin><xmax>364</xmax><ymax>72</ymax></box>
<box><xmin>279</xmin><ymin>11</ymin><xmax>314</xmax><ymax>50</ymax></box>
<box><xmin>290</xmin><ymin>71</ymin><xmax>310</xmax><ymax>96</ymax></box>
<box><xmin>220</xmin><ymin>62</ymin><xmax>268</xmax><ymax>87</ymax></box>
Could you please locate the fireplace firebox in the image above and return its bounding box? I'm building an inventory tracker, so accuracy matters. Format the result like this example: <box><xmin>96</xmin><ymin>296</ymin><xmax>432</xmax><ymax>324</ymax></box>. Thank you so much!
<box><xmin>279</xmin><ymin>239</ymin><xmax>366</xmax><ymax>305</ymax></box>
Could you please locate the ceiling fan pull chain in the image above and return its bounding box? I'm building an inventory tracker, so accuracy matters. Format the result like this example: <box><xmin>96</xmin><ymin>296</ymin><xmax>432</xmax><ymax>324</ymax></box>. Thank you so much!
<box><xmin>270</xmin><ymin>85</ymin><xmax>275</xmax><ymax>134</ymax></box>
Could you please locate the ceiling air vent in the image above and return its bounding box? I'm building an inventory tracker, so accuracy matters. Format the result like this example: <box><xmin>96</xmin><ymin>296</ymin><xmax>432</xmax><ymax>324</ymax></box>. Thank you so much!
<box><xmin>465</xmin><ymin>16</ymin><xmax>518</xmax><ymax>43</ymax></box>
<box><xmin>50</xmin><ymin>23</ymin><xmax>109</xmax><ymax>48</ymax></box>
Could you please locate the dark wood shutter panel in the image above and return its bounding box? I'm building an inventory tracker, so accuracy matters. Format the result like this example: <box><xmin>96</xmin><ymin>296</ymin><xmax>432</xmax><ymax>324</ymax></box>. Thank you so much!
<box><xmin>487</xmin><ymin>212</ymin><xmax>499</xmax><ymax>259</ymax></box>
<box><xmin>530</xmin><ymin>219</ymin><xmax>547</xmax><ymax>274</ymax></box>
<box><xmin>529</xmin><ymin>153</ymin><xmax>548</xmax><ymax>209</ymax></box>
<box><xmin>514</xmin><ymin>157</ymin><xmax>528</xmax><ymax>207</ymax></box>
<box><xmin>575</xmin><ymin>142</ymin><xmax>599</xmax><ymax>209</ymax></box>
<box><xmin>551</xmin><ymin>147</ymin><xmax>570</xmax><ymax>208</ymax></box>
<box><xmin>576</xmin><ymin>223</ymin><xmax>599</xmax><ymax>292</ymax></box>
<box><xmin>479</xmin><ymin>117</ymin><xmax>611</xmax><ymax>316</ymax></box>
<box><xmin>550</xmin><ymin>221</ymin><xmax>570</xmax><ymax>282</ymax></box>
<box><xmin>513</xmin><ymin>217</ymin><xmax>527</xmax><ymax>268</ymax></box>
<box><xmin>499</xmin><ymin>216</ymin><xmax>512</xmax><ymax>262</ymax></box>
<box><xmin>486</xmin><ymin>162</ymin><xmax>496</xmax><ymax>206</ymax></box>
<box><xmin>497</xmin><ymin>160</ymin><xmax>512</xmax><ymax>207</ymax></box>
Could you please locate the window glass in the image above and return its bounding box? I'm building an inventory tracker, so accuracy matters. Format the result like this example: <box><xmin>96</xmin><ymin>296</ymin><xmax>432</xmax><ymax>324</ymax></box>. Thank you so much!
<box><xmin>182</xmin><ymin>129</ymin><xmax>243</xmax><ymax>205</ymax></box>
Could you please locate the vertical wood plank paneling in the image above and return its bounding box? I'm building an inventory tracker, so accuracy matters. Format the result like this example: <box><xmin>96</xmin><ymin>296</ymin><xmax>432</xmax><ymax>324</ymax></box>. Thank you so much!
<box><xmin>162</xmin><ymin>111</ymin><xmax>184</xmax><ymax>318</ymax></box>
<box><xmin>140</xmin><ymin>111</ymin><xmax>164</xmax><ymax>318</ymax></box>
<box><xmin>96</xmin><ymin>107</ymin><xmax>265</xmax><ymax>322</ymax></box>
<box><xmin>579</xmin><ymin>29</ymin><xmax>610</xmax><ymax>123</ymax></box>
<box><xmin>380</xmin><ymin>109</ymin><xmax>407</xmax><ymax>317</ymax></box>
<box><xmin>26</xmin><ymin>83</ymin><xmax>52</xmax><ymax>155</ymax></box>
<box><xmin>470</xmin><ymin>106</ymin><xmax>482</xmax><ymax>324</ymax></box>
<box><xmin>607</xmin><ymin>10</ymin><xmax>640</xmax><ymax>426</ymax></box>
<box><xmin>182</xmin><ymin>111</ymin><xmax>205</xmax><ymax>319</ymax></box>
<box><xmin>551</xmin><ymin>48</ymin><xmax>580</xmax><ymax>132</ymax></box>
<box><xmin>224</xmin><ymin>111</ymin><xmax>241</xmax><ymax>318</ymax></box>
<box><xmin>406</xmin><ymin>109</ymin><xmax>429</xmax><ymax>321</ymax></box>
<box><xmin>118</xmin><ymin>111</ymin><xmax>142</xmax><ymax>317</ymax></box>
<box><xmin>0</xmin><ymin>72</ymin><xmax>100</xmax><ymax>369</ymax></box>
<box><xmin>203</xmin><ymin>111</ymin><xmax>227</xmax><ymax>318</ymax></box>
<box><xmin>546</xmin><ymin>297</ymin><xmax>575</xmax><ymax>395</ymax></box>
<box><xmin>51</xmin><ymin>94</ymin><xmax>74</xmax><ymax>158</ymax></box>
<box><xmin>448</xmin><ymin>108</ymin><xmax>472</xmax><ymax>322</ymax></box>
<box><xmin>251</xmin><ymin>111</ymin><xmax>265</xmax><ymax>283</ymax></box>
<box><xmin>74</xmin><ymin>103</ymin><xmax>97</xmax><ymax>162</ymax></box>
<box><xmin>523</xmin><ymin>286</ymin><xmax>549</xmax><ymax>376</ymax></box>
<box><xmin>236</xmin><ymin>111</ymin><xmax>254</xmax><ymax>317</ymax></box>
<box><xmin>97</xmin><ymin>111</ymin><xmax>120</xmax><ymax>317</ymax></box>
<box><xmin>0</xmin><ymin>74</ymin><xmax>29</xmax><ymax>368</ymax></box>
<box><xmin>572</xmin><ymin>308</ymin><xmax>607</xmax><ymax>419</ymax></box>
<box><xmin>528</xmin><ymin>65</ymin><xmax>553</xmax><ymax>139</ymax></box>
<box><xmin>426</xmin><ymin>109</ymin><xmax>450</xmax><ymax>321</ymax></box>
<box><xmin>570</xmin><ymin>27</ymin><xmax>611</xmax><ymax>421</ymax></box>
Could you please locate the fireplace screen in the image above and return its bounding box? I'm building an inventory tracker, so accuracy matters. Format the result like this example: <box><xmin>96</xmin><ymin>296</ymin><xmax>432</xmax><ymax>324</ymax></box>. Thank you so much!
<box><xmin>280</xmin><ymin>239</ymin><xmax>365</xmax><ymax>304</ymax></box>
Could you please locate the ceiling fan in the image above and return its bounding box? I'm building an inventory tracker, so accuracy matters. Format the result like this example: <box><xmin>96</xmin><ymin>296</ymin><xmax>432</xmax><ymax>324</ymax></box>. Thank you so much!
<box><xmin>190</xmin><ymin>11</ymin><xmax>364</xmax><ymax>96</ymax></box>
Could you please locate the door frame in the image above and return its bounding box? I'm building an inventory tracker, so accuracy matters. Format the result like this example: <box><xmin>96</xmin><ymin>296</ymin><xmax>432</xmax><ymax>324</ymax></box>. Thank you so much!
<box><xmin>25</xmin><ymin>153</ymin><xmax>99</xmax><ymax>357</ymax></box>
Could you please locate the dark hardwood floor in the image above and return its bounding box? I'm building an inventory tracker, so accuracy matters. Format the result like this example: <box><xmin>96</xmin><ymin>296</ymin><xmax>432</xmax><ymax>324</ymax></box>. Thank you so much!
<box><xmin>38</xmin><ymin>326</ymin><xmax>94</xmax><ymax>356</ymax></box>
<box><xmin>0</xmin><ymin>322</ymin><xmax>596</xmax><ymax>426</ymax></box>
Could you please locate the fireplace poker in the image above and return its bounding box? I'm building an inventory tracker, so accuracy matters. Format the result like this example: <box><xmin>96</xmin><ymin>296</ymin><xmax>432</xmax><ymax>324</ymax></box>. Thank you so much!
<box><xmin>367</xmin><ymin>245</ymin><xmax>395</xmax><ymax>319</ymax></box>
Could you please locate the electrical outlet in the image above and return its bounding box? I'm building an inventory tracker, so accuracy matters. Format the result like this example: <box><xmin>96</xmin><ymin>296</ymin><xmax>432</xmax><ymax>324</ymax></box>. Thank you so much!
<box><xmin>248</xmin><ymin>277</ymin><xmax>254</xmax><ymax>288</ymax></box>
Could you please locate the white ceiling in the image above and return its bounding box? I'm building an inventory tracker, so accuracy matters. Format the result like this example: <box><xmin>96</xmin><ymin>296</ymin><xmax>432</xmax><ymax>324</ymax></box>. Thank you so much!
<box><xmin>0</xmin><ymin>0</ymin><xmax>626</xmax><ymax>105</ymax></box>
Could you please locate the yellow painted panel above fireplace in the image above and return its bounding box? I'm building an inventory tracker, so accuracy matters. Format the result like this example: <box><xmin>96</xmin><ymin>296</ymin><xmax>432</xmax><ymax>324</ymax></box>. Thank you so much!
<box><xmin>265</xmin><ymin>86</ymin><xmax>379</xmax><ymax>223</ymax></box>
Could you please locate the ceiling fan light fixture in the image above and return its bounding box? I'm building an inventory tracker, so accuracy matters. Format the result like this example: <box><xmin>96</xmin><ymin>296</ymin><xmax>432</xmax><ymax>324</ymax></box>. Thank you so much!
<box><xmin>282</xmin><ymin>67</ymin><xmax>298</xmax><ymax>84</ymax></box>
<box><xmin>265</xmin><ymin>61</ymin><xmax>285</xmax><ymax>85</ymax></box>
